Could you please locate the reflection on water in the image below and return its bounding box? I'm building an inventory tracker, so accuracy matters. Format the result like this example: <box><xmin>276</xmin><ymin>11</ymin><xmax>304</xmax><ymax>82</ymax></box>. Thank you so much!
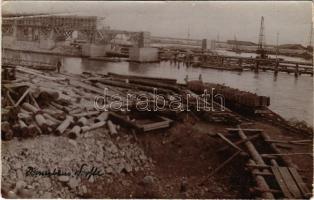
<box><xmin>63</xmin><ymin>57</ymin><xmax>313</xmax><ymax>125</ymax></box>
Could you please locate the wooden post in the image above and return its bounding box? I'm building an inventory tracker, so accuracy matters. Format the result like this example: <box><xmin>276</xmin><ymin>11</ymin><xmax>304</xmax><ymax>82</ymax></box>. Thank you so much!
<box><xmin>43</xmin><ymin>113</ymin><xmax>61</xmax><ymax>124</ymax></box>
<box><xmin>237</xmin><ymin>127</ymin><xmax>274</xmax><ymax>199</ymax></box>
<box><xmin>15</xmin><ymin>88</ymin><xmax>30</xmax><ymax>107</ymax></box>
<box><xmin>35</xmin><ymin>114</ymin><xmax>49</xmax><ymax>131</ymax></box>
<box><xmin>77</xmin><ymin>117</ymin><xmax>88</xmax><ymax>126</ymax></box>
<box><xmin>56</xmin><ymin>115</ymin><xmax>73</xmax><ymax>135</ymax></box>
<box><xmin>18</xmin><ymin>112</ymin><xmax>32</xmax><ymax>124</ymax></box>
<box><xmin>81</xmin><ymin>121</ymin><xmax>106</xmax><ymax>133</ymax></box>
<box><xmin>18</xmin><ymin>120</ymin><xmax>29</xmax><ymax>137</ymax></box>
<box><xmin>295</xmin><ymin>64</ymin><xmax>299</xmax><ymax>77</ymax></box>
<box><xmin>274</xmin><ymin>61</ymin><xmax>279</xmax><ymax>76</ymax></box>
<box><xmin>255</xmin><ymin>60</ymin><xmax>259</xmax><ymax>73</ymax></box>
<box><xmin>247</xmin><ymin>159</ymin><xmax>274</xmax><ymax>199</ymax></box>
<box><xmin>238</xmin><ymin>58</ymin><xmax>243</xmax><ymax>70</ymax></box>
<box><xmin>108</xmin><ymin>120</ymin><xmax>118</xmax><ymax>135</ymax></box>
<box><xmin>22</xmin><ymin>102</ymin><xmax>39</xmax><ymax>113</ymax></box>
<box><xmin>94</xmin><ymin>112</ymin><xmax>109</xmax><ymax>123</ymax></box>
<box><xmin>68</xmin><ymin>125</ymin><xmax>81</xmax><ymax>139</ymax></box>
<box><xmin>33</xmin><ymin>123</ymin><xmax>43</xmax><ymax>135</ymax></box>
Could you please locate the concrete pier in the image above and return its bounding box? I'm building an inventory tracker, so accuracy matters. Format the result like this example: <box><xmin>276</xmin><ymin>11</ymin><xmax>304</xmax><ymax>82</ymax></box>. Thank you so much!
<box><xmin>129</xmin><ymin>47</ymin><xmax>159</xmax><ymax>62</ymax></box>
<box><xmin>128</xmin><ymin>32</ymin><xmax>159</xmax><ymax>62</ymax></box>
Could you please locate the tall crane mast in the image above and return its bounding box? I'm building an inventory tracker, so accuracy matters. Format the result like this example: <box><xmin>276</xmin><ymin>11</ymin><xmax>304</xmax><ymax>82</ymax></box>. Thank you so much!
<box><xmin>256</xmin><ymin>16</ymin><xmax>268</xmax><ymax>59</ymax></box>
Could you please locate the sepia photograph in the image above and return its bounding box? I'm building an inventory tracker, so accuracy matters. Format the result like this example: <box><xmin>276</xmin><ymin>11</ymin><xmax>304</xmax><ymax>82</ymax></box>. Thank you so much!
<box><xmin>1</xmin><ymin>1</ymin><xmax>313</xmax><ymax>199</ymax></box>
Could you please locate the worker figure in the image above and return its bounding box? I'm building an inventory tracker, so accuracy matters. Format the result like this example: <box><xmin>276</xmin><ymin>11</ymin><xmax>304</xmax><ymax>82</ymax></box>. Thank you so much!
<box><xmin>184</xmin><ymin>75</ymin><xmax>189</xmax><ymax>83</ymax></box>
<box><xmin>56</xmin><ymin>60</ymin><xmax>62</xmax><ymax>73</ymax></box>
<box><xmin>199</xmin><ymin>74</ymin><xmax>202</xmax><ymax>82</ymax></box>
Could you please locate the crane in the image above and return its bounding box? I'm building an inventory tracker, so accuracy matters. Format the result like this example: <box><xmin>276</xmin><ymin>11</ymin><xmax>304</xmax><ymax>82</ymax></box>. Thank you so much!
<box><xmin>256</xmin><ymin>16</ymin><xmax>268</xmax><ymax>59</ymax></box>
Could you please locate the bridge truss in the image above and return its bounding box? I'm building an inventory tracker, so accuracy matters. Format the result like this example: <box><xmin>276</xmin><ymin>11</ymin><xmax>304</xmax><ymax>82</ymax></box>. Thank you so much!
<box><xmin>2</xmin><ymin>15</ymin><xmax>97</xmax><ymax>42</ymax></box>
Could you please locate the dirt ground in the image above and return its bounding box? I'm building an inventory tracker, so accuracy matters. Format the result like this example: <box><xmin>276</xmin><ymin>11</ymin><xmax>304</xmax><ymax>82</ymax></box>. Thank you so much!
<box><xmin>86</xmin><ymin>113</ymin><xmax>313</xmax><ymax>198</ymax></box>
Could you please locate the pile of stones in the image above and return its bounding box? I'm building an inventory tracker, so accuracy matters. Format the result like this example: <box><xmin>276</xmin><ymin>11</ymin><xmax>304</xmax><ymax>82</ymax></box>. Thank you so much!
<box><xmin>1</xmin><ymin>127</ymin><xmax>153</xmax><ymax>198</ymax></box>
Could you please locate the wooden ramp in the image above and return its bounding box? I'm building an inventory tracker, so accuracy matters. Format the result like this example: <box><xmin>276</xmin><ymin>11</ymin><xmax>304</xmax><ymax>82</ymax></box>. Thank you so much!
<box><xmin>216</xmin><ymin>126</ymin><xmax>312</xmax><ymax>199</ymax></box>
<box><xmin>271</xmin><ymin>166</ymin><xmax>311</xmax><ymax>199</ymax></box>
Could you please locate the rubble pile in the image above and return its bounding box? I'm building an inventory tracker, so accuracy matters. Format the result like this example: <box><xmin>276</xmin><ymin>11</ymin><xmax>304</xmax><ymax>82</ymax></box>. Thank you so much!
<box><xmin>2</xmin><ymin>127</ymin><xmax>153</xmax><ymax>198</ymax></box>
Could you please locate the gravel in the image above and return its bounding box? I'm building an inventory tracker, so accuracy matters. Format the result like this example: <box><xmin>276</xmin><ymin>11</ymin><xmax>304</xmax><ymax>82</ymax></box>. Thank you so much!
<box><xmin>1</xmin><ymin>127</ymin><xmax>153</xmax><ymax>198</ymax></box>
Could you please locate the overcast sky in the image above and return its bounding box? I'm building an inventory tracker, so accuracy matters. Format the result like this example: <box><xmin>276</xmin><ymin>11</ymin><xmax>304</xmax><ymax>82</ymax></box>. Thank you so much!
<box><xmin>2</xmin><ymin>1</ymin><xmax>313</xmax><ymax>45</ymax></box>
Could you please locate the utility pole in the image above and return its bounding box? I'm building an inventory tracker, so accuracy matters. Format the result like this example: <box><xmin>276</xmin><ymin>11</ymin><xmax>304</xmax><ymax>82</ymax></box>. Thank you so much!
<box><xmin>308</xmin><ymin>21</ymin><xmax>313</xmax><ymax>51</ymax></box>
<box><xmin>233</xmin><ymin>34</ymin><xmax>239</xmax><ymax>53</ymax></box>
<box><xmin>233</xmin><ymin>34</ymin><xmax>237</xmax><ymax>50</ymax></box>
<box><xmin>276</xmin><ymin>32</ymin><xmax>279</xmax><ymax>61</ymax></box>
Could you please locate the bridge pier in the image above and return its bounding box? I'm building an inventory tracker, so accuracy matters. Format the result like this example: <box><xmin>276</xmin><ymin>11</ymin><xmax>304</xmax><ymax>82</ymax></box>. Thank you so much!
<box><xmin>39</xmin><ymin>29</ymin><xmax>56</xmax><ymax>50</ymax></box>
<box><xmin>129</xmin><ymin>32</ymin><xmax>159</xmax><ymax>62</ymax></box>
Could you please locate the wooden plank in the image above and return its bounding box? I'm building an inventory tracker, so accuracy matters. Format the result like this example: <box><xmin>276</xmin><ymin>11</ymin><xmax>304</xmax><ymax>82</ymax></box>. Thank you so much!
<box><xmin>278</xmin><ymin>167</ymin><xmax>302</xmax><ymax>198</ymax></box>
<box><xmin>227</xmin><ymin>128</ymin><xmax>263</xmax><ymax>132</ymax></box>
<box><xmin>108</xmin><ymin>112</ymin><xmax>140</xmax><ymax>130</ymax></box>
<box><xmin>265</xmin><ymin>139</ymin><xmax>309</xmax><ymax>146</ymax></box>
<box><xmin>142</xmin><ymin>123</ymin><xmax>170</xmax><ymax>132</ymax></box>
<box><xmin>108</xmin><ymin>72</ymin><xmax>177</xmax><ymax>84</ymax></box>
<box><xmin>252</xmin><ymin>187</ymin><xmax>282</xmax><ymax>194</ymax></box>
<box><xmin>70</xmin><ymin>79</ymin><xmax>126</xmax><ymax>101</ymax></box>
<box><xmin>246</xmin><ymin>164</ymin><xmax>271</xmax><ymax>169</ymax></box>
<box><xmin>16</xmin><ymin>66</ymin><xmax>66</xmax><ymax>81</ymax></box>
<box><xmin>3</xmin><ymin>82</ymin><xmax>30</xmax><ymax>88</ymax></box>
<box><xmin>208</xmin><ymin>150</ymin><xmax>241</xmax><ymax>178</ymax></box>
<box><xmin>261</xmin><ymin>153</ymin><xmax>312</xmax><ymax>157</ymax></box>
<box><xmin>29</xmin><ymin>93</ymin><xmax>40</xmax><ymax>109</ymax></box>
<box><xmin>246</xmin><ymin>160</ymin><xmax>274</xmax><ymax>199</ymax></box>
<box><xmin>6</xmin><ymin>91</ymin><xmax>15</xmax><ymax>106</ymax></box>
<box><xmin>72</xmin><ymin>111</ymin><xmax>100</xmax><ymax>118</ymax></box>
<box><xmin>70</xmin><ymin>80</ymin><xmax>105</xmax><ymax>95</ymax></box>
<box><xmin>15</xmin><ymin>88</ymin><xmax>30</xmax><ymax>107</ymax></box>
<box><xmin>217</xmin><ymin>133</ymin><xmax>260</xmax><ymax>152</ymax></box>
<box><xmin>271</xmin><ymin>167</ymin><xmax>293</xmax><ymax>198</ymax></box>
<box><xmin>252</xmin><ymin>171</ymin><xmax>274</xmax><ymax>176</ymax></box>
<box><xmin>289</xmin><ymin>167</ymin><xmax>310</xmax><ymax>197</ymax></box>
<box><xmin>216</xmin><ymin>132</ymin><xmax>244</xmax><ymax>152</ymax></box>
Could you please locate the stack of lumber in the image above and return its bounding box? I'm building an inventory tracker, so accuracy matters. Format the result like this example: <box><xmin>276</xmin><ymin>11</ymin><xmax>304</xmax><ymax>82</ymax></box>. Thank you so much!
<box><xmin>187</xmin><ymin>81</ymin><xmax>270</xmax><ymax>110</ymax></box>
<box><xmin>1</xmin><ymin>66</ymin><xmax>244</xmax><ymax>140</ymax></box>
<box><xmin>2</xmin><ymin>66</ymin><xmax>16</xmax><ymax>81</ymax></box>
<box><xmin>1</xmin><ymin>66</ymin><xmax>180</xmax><ymax>140</ymax></box>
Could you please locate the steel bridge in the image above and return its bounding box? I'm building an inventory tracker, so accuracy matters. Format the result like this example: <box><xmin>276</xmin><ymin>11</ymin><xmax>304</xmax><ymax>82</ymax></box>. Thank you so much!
<box><xmin>2</xmin><ymin>14</ymin><xmax>144</xmax><ymax>45</ymax></box>
<box><xmin>2</xmin><ymin>15</ymin><xmax>98</xmax><ymax>42</ymax></box>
